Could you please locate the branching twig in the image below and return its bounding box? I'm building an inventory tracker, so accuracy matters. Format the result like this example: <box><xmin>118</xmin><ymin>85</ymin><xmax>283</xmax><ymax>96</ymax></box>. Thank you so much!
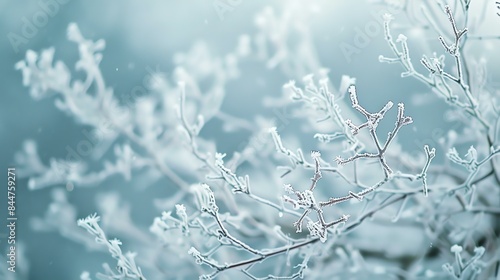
<box><xmin>336</xmin><ymin>85</ymin><xmax>414</xmax><ymax>179</ymax></box>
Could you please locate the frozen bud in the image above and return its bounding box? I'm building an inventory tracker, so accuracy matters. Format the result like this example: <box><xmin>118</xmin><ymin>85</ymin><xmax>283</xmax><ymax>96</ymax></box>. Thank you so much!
<box><xmin>473</xmin><ymin>246</ymin><xmax>485</xmax><ymax>256</ymax></box>
<box><xmin>39</xmin><ymin>48</ymin><xmax>55</xmax><ymax>69</ymax></box>
<box><xmin>339</xmin><ymin>75</ymin><xmax>356</xmax><ymax>95</ymax></box>
<box><xmin>214</xmin><ymin>152</ymin><xmax>226</xmax><ymax>166</ymax></box>
<box><xmin>302</xmin><ymin>73</ymin><xmax>314</xmax><ymax>85</ymax></box>
<box><xmin>402</xmin><ymin>116</ymin><xmax>413</xmax><ymax>125</ymax></box>
<box><xmin>424</xmin><ymin>145</ymin><xmax>436</xmax><ymax>158</ymax></box>
<box><xmin>67</xmin><ymin>23</ymin><xmax>84</xmax><ymax>43</ymax></box>
<box><xmin>348</xmin><ymin>85</ymin><xmax>358</xmax><ymax>105</ymax></box>
<box><xmin>283</xmin><ymin>195</ymin><xmax>299</xmax><ymax>209</ymax></box>
<box><xmin>307</xmin><ymin>221</ymin><xmax>327</xmax><ymax>242</ymax></box>
<box><xmin>396</xmin><ymin>34</ymin><xmax>407</xmax><ymax>42</ymax></box>
<box><xmin>335</xmin><ymin>156</ymin><xmax>345</xmax><ymax>166</ymax></box>
<box><xmin>447</xmin><ymin>147</ymin><xmax>462</xmax><ymax>163</ymax></box>
<box><xmin>397</xmin><ymin>103</ymin><xmax>409</xmax><ymax>123</ymax></box>
<box><xmin>450</xmin><ymin>244</ymin><xmax>463</xmax><ymax>254</ymax></box>
<box><xmin>380</xmin><ymin>101</ymin><xmax>394</xmax><ymax>115</ymax></box>
<box><xmin>465</xmin><ymin>146</ymin><xmax>478</xmax><ymax>162</ymax></box>
<box><xmin>302</xmin><ymin>190</ymin><xmax>316</xmax><ymax>206</ymax></box>
<box><xmin>188</xmin><ymin>247</ymin><xmax>203</xmax><ymax>265</ymax></box>
<box><xmin>193</xmin><ymin>184</ymin><xmax>218</xmax><ymax>215</ymax></box>
<box><xmin>311</xmin><ymin>150</ymin><xmax>321</xmax><ymax>159</ymax></box>
<box><xmin>283</xmin><ymin>80</ymin><xmax>296</xmax><ymax>89</ymax></box>
<box><xmin>283</xmin><ymin>184</ymin><xmax>294</xmax><ymax>194</ymax></box>
<box><xmin>26</xmin><ymin>50</ymin><xmax>38</xmax><ymax>66</ymax></box>
<box><xmin>175</xmin><ymin>204</ymin><xmax>187</xmax><ymax>219</ymax></box>
<box><xmin>383</xmin><ymin>13</ymin><xmax>394</xmax><ymax>22</ymax></box>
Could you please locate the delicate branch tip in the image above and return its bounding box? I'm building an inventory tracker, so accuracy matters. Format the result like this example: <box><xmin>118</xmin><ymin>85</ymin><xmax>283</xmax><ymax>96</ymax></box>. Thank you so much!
<box><xmin>348</xmin><ymin>85</ymin><xmax>358</xmax><ymax>106</ymax></box>
<box><xmin>383</xmin><ymin>13</ymin><xmax>393</xmax><ymax>22</ymax></box>
<box><xmin>311</xmin><ymin>150</ymin><xmax>321</xmax><ymax>159</ymax></box>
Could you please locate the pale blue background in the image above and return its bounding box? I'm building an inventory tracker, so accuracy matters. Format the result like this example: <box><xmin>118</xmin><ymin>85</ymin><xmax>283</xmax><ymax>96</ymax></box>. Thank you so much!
<box><xmin>1</xmin><ymin>1</ymin><xmax>499</xmax><ymax>279</ymax></box>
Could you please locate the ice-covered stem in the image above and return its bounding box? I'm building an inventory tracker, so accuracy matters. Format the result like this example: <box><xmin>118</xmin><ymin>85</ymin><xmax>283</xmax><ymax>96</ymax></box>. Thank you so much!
<box><xmin>348</xmin><ymin>85</ymin><xmax>395</xmax><ymax>131</ymax></box>
<box><xmin>284</xmin><ymin>76</ymin><xmax>362</xmax><ymax>152</ymax></box>
<box><xmin>193</xmin><ymin>183</ymin><xmax>219</xmax><ymax>216</ymax></box>
<box><xmin>380</xmin><ymin>9</ymin><xmax>489</xmax><ymax>131</ymax></box>
<box><xmin>418</xmin><ymin>145</ymin><xmax>436</xmax><ymax>196</ymax></box>
<box><xmin>178</xmin><ymin>83</ymin><xmax>242</xmax><ymax>213</ymax></box>
<box><xmin>210</xmin><ymin>154</ymin><xmax>304</xmax><ymax>219</ymax></box>
<box><xmin>193</xmin><ymin>183</ymin><xmax>263</xmax><ymax>257</ymax></box>
<box><xmin>214</xmin><ymin>153</ymin><xmax>249</xmax><ymax>194</ymax></box>
<box><xmin>437</xmin><ymin>5</ymin><xmax>489</xmax><ymax>132</ymax></box>
<box><xmin>178</xmin><ymin>82</ymin><xmax>207</xmax><ymax>162</ymax></box>
<box><xmin>438</xmin><ymin>6</ymin><xmax>467</xmax><ymax>56</ymax></box>
<box><xmin>180</xmin><ymin>84</ymin><xmax>321</xmax><ymax>231</ymax></box>
<box><xmin>195</xmin><ymin>237</ymin><xmax>320</xmax><ymax>279</ymax></box>
<box><xmin>150</xmin><ymin>204</ymin><xmax>196</xmax><ymax>239</ymax></box>
<box><xmin>342</xmin><ymin>164</ymin><xmax>500</xmax><ymax>236</ymax></box>
<box><xmin>213</xmin><ymin>213</ymin><xmax>262</xmax><ymax>256</ymax></box>
<box><xmin>442</xmin><ymin>245</ymin><xmax>485</xmax><ymax>279</ymax></box>
<box><xmin>15</xmin><ymin>24</ymin><xmax>189</xmax><ymax>191</ymax></box>
<box><xmin>379</xmin><ymin>14</ymin><xmax>431</xmax><ymax>83</ymax></box>
<box><xmin>189</xmin><ymin>183</ymin><xmax>321</xmax><ymax>279</ymax></box>
<box><xmin>241</xmin><ymin>242</ymin><xmax>315</xmax><ymax>280</ymax></box>
<box><xmin>180</xmin><ymin>83</ymin><xmax>301</xmax><ymax>215</ymax></box>
<box><xmin>283</xmin><ymin>152</ymin><xmax>352</xmax><ymax>241</ymax></box>
<box><xmin>282</xmin><ymin>85</ymin><xmax>434</xmax><ymax>240</ymax></box>
<box><xmin>270</xmin><ymin>127</ymin><xmax>342</xmax><ymax>176</ymax></box>
<box><xmin>382</xmin><ymin>6</ymin><xmax>500</xmax><ymax>202</ymax></box>
<box><xmin>447</xmin><ymin>146</ymin><xmax>500</xmax><ymax>191</ymax></box>
<box><xmin>309</xmin><ymin>151</ymin><xmax>322</xmax><ymax>191</ymax></box>
<box><xmin>320</xmin><ymin>178</ymin><xmax>389</xmax><ymax>208</ymax></box>
<box><xmin>381</xmin><ymin>12</ymin><xmax>452</xmax><ymax>89</ymax></box>
<box><xmin>269</xmin><ymin>126</ymin><xmax>309</xmax><ymax>172</ymax></box>
<box><xmin>77</xmin><ymin>214</ymin><xmax>146</xmax><ymax>280</ymax></box>
<box><xmin>269</xmin><ymin>127</ymin><xmax>356</xmax><ymax>188</ymax></box>
<box><xmin>337</xmin><ymin>85</ymin><xmax>412</xmax><ymax>178</ymax></box>
<box><xmin>336</xmin><ymin>86</ymin><xmax>435</xmax><ymax>195</ymax></box>
<box><xmin>392</xmin><ymin>145</ymin><xmax>437</xmax><ymax>196</ymax></box>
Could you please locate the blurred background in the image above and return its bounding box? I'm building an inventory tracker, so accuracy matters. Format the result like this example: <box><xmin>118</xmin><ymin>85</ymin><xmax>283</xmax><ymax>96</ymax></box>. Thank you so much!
<box><xmin>1</xmin><ymin>0</ymin><xmax>500</xmax><ymax>279</ymax></box>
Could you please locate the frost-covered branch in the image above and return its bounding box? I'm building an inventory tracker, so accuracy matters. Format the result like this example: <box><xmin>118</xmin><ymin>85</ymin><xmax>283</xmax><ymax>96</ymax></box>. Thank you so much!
<box><xmin>447</xmin><ymin>145</ymin><xmax>500</xmax><ymax>191</ymax></box>
<box><xmin>15</xmin><ymin>23</ymin><xmax>189</xmax><ymax>191</ymax></box>
<box><xmin>336</xmin><ymin>85</ymin><xmax>415</xmax><ymax>178</ymax></box>
<box><xmin>77</xmin><ymin>214</ymin><xmax>146</xmax><ymax>280</ymax></box>
<box><xmin>178</xmin><ymin>184</ymin><xmax>320</xmax><ymax>279</ymax></box>
<box><xmin>283</xmin><ymin>75</ymin><xmax>362</xmax><ymax>152</ymax></box>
